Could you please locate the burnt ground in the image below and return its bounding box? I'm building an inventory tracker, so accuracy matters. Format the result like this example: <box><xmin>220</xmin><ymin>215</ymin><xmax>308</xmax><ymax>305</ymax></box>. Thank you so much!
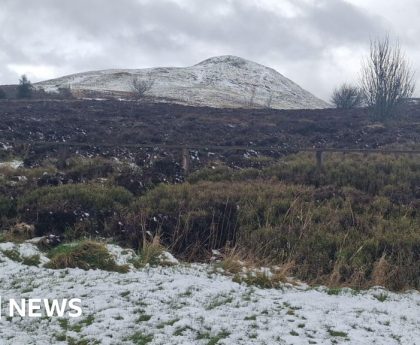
<box><xmin>0</xmin><ymin>99</ymin><xmax>420</xmax><ymax>169</ymax></box>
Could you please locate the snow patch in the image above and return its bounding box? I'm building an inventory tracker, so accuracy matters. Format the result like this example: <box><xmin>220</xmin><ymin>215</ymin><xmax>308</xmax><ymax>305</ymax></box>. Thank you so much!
<box><xmin>0</xmin><ymin>243</ymin><xmax>418</xmax><ymax>344</ymax></box>
<box><xmin>0</xmin><ymin>160</ymin><xmax>24</xmax><ymax>169</ymax></box>
<box><xmin>106</xmin><ymin>244</ymin><xmax>136</xmax><ymax>266</ymax></box>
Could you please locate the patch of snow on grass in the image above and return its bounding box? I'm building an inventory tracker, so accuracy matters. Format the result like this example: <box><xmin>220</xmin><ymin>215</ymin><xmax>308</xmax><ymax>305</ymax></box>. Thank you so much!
<box><xmin>158</xmin><ymin>251</ymin><xmax>179</xmax><ymax>266</ymax></box>
<box><xmin>0</xmin><ymin>160</ymin><xmax>24</xmax><ymax>169</ymax></box>
<box><xmin>0</xmin><ymin>242</ymin><xmax>49</xmax><ymax>265</ymax></box>
<box><xmin>106</xmin><ymin>244</ymin><xmax>136</xmax><ymax>266</ymax></box>
<box><xmin>0</xmin><ymin>244</ymin><xmax>418</xmax><ymax>344</ymax></box>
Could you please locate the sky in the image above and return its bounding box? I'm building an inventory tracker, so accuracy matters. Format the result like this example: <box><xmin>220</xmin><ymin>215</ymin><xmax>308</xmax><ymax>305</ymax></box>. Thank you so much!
<box><xmin>0</xmin><ymin>0</ymin><xmax>419</xmax><ymax>100</ymax></box>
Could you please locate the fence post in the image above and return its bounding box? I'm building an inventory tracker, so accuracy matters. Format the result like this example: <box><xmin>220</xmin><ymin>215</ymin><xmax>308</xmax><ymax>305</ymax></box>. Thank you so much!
<box><xmin>316</xmin><ymin>150</ymin><xmax>323</xmax><ymax>169</ymax></box>
<box><xmin>182</xmin><ymin>147</ymin><xmax>190</xmax><ymax>175</ymax></box>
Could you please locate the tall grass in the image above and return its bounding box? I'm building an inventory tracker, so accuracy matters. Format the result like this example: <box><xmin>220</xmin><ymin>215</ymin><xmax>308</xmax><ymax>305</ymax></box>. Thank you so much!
<box><xmin>133</xmin><ymin>153</ymin><xmax>420</xmax><ymax>290</ymax></box>
<box><xmin>1</xmin><ymin>153</ymin><xmax>418</xmax><ymax>290</ymax></box>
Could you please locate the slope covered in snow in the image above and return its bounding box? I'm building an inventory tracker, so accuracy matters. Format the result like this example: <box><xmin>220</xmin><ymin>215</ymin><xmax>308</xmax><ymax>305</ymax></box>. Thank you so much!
<box><xmin>0</xmin><ymin>242</ymin><xmax>419</xmax><ymax>345</ymax></box>
<box><xmin>35</xmin><ymin>56</ymin><xmax>329</xmax><ymax>109</ymax></box>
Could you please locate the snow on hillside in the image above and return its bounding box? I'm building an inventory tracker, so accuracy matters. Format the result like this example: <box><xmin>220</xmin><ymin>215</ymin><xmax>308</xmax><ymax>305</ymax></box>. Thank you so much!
<box><xmin>35</xmin><ymin>56</ymin><xmax>329</xmax><ymax>109</ymax></box>
<box><xmin>0</xmin><ymin>243</ymin><xmax>419</xmax><ymax>345</ymax></box>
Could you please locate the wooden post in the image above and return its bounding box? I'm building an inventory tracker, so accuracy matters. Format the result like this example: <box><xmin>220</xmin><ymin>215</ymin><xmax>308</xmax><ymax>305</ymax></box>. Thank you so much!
<box><xmin>182</xmin><ymin>147</ymin><xmax>190</xmax><ymax>175</ymax></box>
<box><xmin>316</xmin><ymin>150</ymin><xmax>323</xmax><ymax>169</ymax></box>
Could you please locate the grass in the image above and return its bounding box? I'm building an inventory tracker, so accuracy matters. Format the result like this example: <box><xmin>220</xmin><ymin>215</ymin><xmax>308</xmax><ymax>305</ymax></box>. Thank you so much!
<box><xmin>1</xmin><ymin>249</ymin><xmax>21</xmax><ymax>262</ymax></box>
<box><xmin>216</xmin><ymin>256</ymin><xmax>244</xmax><ymax>275</ymax></box>
<box><xmin>45</xmin><ymin>241</ymin><xmax>129</xmax><ymax>273</ymax></box>
<box><xmin>1</xmin><ymin>152</ymin><xmax>419</xmax><ymax>290</ymax></box>
<box><xmin>22</xmin><ymin>254</ymin><xmax>40</xmax><ymax>266</ymax></box>
<box><xmin>137</xmin><ymin>314</ymin><xmax>152</xmax><ymax>322</ymax></box>
<box><xmin>328</xmin><ymin>329</ymin><xmax>348</xmax><ymax>337</ymax></box>
<box><xmin>131</xmin><ymin>237</ymin><xmax>165</xmax><ymax>268</ymax></box>
<box><xmin>244</xmin><ymin>315</ymin><xmax>257</xmax><ymax>321</ymax></box>
<box><xmin>206</xmin><ymin>295</ymin><xmax>234</xmax><ymax>310</ymax></box>
<box><xmin>135</xmin><ymin>167</ymin><xmax>420</xmax><ymax>290</ymax></box>
<box><xmin>327</xmin><ymin>287</ymin><xmax>342</xmax><ymax>295</ymax></box>
<box><xmin>156</xmin><ymin>318</ymin><xmax>179</xmax><ymax>329</ymax></box>
<box><xmin>373</xmin><ymin>293</ymin><xmax>388</xmax><ymax>302</ymax></box>
<box><xmin>207</xmin><ymin>331</ymin><xmax>230</xmax><ymax>345</ymax></box>
<box><xmin>0</xmin><ymin>249</ymin><xmax>39</xmax><ymax>266</ymax></box>
<box><xmin>17</xmin><ymin>183</ymin><xmax>133</xmax><ymax>239</ymax></box>
<box><xmin>173</xmin><ymin>326</ymin><xmax>193</xmax><ymax>336</ymax></box>
<box><xmin>233</xmin><ymin>271</ymin><xmax>285</xmax><ymax>289</ymax></box>
<box><xmin>128</xmin><ymin>332</ymin><xmax>153</xmax><ymax>345</ymax></box>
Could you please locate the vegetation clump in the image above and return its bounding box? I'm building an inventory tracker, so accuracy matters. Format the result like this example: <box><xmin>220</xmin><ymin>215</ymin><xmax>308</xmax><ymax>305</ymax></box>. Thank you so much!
<box><xmin>46</xmin><ymin>241</ymin><xmax>129</xmax><ymax>273</ymax></box>
<box><xmin>18</xmin><ymin>184</ymin><xmax>133</xmax><ymax>238</ymax></box>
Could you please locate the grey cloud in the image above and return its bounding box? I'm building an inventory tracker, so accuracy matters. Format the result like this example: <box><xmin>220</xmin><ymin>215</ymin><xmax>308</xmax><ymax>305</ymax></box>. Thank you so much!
<box><xmin>0</xmin><ymin>0</ymin><xmax>398</xmax><ymax>99</ymax></box>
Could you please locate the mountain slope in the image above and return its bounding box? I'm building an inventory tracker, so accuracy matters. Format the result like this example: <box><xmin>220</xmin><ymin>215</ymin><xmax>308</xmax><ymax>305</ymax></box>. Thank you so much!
<box><xmin>35</xmin><ymin>55</ymin><xmax>329</xmax><ymax>109</ymax></box>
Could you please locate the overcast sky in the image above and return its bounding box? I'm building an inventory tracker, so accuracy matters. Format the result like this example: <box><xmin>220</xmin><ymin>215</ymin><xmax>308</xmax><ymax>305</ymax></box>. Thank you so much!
<box><xmin>0</xmin><ymin>0</ymin><xmax>419</xmax><ymax>100</ymax></box>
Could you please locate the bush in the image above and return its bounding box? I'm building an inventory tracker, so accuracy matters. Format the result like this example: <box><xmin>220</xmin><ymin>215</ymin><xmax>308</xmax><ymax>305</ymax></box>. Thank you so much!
<box><xmin>331</xmin><ymin>83</ymin><xmax>364</xmax><ymax>109</ymax></box>
<box><xmin>17</xmin><ymin>75</ymin><xmax>33</xmax><ymax>99</ymax></box>
<box><xmin>64</xmin><ymin>157</ymin><xmax>115</xmax><ymax>182</ymax></box>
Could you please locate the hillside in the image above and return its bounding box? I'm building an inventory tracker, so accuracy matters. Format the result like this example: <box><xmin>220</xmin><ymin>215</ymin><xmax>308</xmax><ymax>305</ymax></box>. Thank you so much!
<box><xmin>34</xmin><ymin>56</ymin><xmax>329</xmax><ymax>109</ymax></box>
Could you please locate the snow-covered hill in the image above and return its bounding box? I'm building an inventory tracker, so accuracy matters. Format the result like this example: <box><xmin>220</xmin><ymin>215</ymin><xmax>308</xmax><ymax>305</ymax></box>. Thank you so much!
<box><xmin>35</xmin><ymin>56</ymin><xmax>329</xmax><ymax>109</ymax></box>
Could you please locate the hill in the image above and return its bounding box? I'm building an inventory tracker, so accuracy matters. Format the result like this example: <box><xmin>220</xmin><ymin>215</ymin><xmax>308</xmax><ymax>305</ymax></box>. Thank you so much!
<box><xmin>34</xmin><ymin>56</ymin><xmax>329</xmax><ymax>109</ymax></box>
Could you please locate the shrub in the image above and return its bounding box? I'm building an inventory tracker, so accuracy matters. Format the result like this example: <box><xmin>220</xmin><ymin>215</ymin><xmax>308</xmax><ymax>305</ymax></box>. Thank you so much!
<box><xmin>64</xmin><ymin>157</ymin><xmax>115</xmax><ymax>182</ymax></box>
<box><xmin>17</xmin><ymin>75</ymin><xmax>33</xmax><ymax>99</ymax></box>
<box><xmin>331</xmin><ymin>83</ymin><xmax>364</xmax><ymax>109</ymax></box>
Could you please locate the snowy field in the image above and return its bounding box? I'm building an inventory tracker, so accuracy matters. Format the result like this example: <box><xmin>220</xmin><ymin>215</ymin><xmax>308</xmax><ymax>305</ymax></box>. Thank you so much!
<box><xmin>0</xmin><ymin>242</ymin><xmax>419</xmax><ymax>345</ymax></box>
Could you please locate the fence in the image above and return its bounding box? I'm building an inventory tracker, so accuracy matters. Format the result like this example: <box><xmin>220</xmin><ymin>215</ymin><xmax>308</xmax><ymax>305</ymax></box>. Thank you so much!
<box><xmin>9</xmin><ymin>140</ymin><xmax>420</xmax><ymax>174</ymax></box>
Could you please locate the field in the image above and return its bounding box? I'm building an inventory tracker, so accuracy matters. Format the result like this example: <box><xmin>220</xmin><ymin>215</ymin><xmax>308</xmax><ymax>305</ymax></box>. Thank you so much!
<box><xmin>0</xmin><ymin>99</ymin><xmax>419</xmax><ymax>344</ymax></box>
<box><xmin>1</xmin><ymin>99</ymin><xmax>420</xmax><ymax>164</ymax></box>
<box><xmin>0</xmin><ymin>242</ymin><xmax>419</xmax><ymax>345</ymax></box>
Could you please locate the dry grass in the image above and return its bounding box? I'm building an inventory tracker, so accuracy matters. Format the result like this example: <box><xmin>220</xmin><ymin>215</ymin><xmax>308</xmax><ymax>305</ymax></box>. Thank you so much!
<box><xmin>132</xmin><ymin>235</ymin><xmax>167</xmax><ymax>268</ymax></box>
<box><xmin>134</xmin><ymin>177</ymin><xmax>419</xmax><ymax>290</ymax></box>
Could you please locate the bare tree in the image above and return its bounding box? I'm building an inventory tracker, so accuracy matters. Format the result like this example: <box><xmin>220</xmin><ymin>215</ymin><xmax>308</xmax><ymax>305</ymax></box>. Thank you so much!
<box><xmin>361</xmin><ymin>36</ymin><xmax>415</xmax><ymax>118</ymax></box>
<box><xmin>131</xmin><ymin>75</ymin><xmax>154</xmax><ymax>99</ymax></box>
<box><xmin>331</xmin><ymin>83</ymin><xmax>364</xmax><ymax>109</ymax></box>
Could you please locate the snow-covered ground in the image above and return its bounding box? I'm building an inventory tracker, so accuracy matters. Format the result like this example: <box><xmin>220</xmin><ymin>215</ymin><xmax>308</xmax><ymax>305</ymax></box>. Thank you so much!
<box><xmin>35</xmin><ymin>55</ymin><xmax>329</xmax><ymax>110</ymax></box>
<box><xmin>0</xmin><ymin>160</ymin><xmax>23</xmax><ymax>169</ymax></box>
<box><xmin>0</xmin><ymin>242</ymin><xmax>419</xmax><ymax>345</ymax></box>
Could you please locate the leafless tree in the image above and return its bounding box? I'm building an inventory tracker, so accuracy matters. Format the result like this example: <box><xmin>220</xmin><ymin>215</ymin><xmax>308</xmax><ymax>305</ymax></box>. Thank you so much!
<box><xmin>361</xmin><ymin>36</ymin><xmax>415</xmax><ymax>118</ymax></box>
<box><xmin>131</xmin><ymin>75</ymin><xmax>154</xmax><ymax>99</ymax></box>
<box><xmin>331</xmin><ymin>83</ymin><xmax>364</xmax><ymax>109</ymax></box>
